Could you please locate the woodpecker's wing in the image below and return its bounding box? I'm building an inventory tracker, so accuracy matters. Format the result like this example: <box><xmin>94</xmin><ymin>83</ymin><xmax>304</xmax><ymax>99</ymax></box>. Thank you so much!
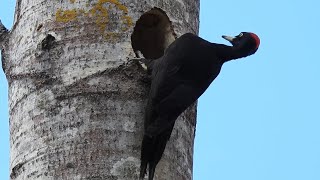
<box><xmin>143</xmin><ymin>54</ymin><xmax>181</xmax><ymax>128</ymax></box>
<box><xmin>139</xmin><ymin>123</ymin><xmax>175</xmax><ymax>180</ymax></box>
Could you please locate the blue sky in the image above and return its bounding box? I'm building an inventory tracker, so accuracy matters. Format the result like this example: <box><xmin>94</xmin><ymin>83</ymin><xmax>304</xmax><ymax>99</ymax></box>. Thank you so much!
<box><xmin>1</xmin><ymin>0</ymin><xmax>320</xmax><ymax>179</ymax></box>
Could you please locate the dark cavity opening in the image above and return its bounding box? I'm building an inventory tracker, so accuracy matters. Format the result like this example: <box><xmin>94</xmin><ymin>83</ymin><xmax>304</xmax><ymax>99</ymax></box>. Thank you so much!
<box><xmin>131</xmin><ymin>8</ymin><xmax>176</xmax><ymax>59</ymax></box>
<box><xmin>41</xmin><ymin>34</ymin><xmax>56</xmax><ymax>50</ymax></box>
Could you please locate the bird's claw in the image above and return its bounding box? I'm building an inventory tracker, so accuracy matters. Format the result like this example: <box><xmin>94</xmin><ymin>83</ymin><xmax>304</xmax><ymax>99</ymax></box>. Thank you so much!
<box><xmin>138</xmin><ymin>61</ymin><xmax>148</xmax><ymax>71</ymax></box>
<box><xmin>128</xmin><ymin>51</ymin><xmax>148</xmax><ymax>71</ymax></box>
<box><xmin>135</xmin><ymin>50</ymin><xmax>145</xmax><ymax>59</ymax></box>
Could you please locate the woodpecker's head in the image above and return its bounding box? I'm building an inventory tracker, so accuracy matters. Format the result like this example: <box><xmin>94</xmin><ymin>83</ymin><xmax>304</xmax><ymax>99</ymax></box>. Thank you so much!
<box><xmin>222</xmin><ymin>32</ymin><xmax>260</xmax><ymax>56</ymax></box>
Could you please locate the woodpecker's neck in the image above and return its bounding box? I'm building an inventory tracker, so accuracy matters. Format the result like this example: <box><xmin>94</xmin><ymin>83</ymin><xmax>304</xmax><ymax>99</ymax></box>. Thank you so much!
<box><xmin>214</xmin><ymin>44</ymin><xmax>251</xmax><ymax>63</ymax></box>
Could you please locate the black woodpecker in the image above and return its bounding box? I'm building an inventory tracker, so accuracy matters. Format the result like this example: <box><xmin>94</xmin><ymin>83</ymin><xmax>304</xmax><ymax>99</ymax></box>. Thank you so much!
<box><xmin>139</xmin><ymin>32</ymin><xmax>260</xmax><ymax>180</ymax></box>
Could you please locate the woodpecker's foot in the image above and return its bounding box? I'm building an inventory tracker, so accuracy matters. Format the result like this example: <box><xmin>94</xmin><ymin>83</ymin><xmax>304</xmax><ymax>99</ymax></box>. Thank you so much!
<box><xmin>133</xmin><ymin>50</ymin><xmax>148</xmax><ymax>70</ymax></box>
<box><xmin>135</xmin><ymin>50</ymin><xmax>145</xmax><ymax>59</ymax></box>
<box><xmin>137</xmin><ymin>60</ymin><xmax>148</xmax><ymax>71</ymax></box>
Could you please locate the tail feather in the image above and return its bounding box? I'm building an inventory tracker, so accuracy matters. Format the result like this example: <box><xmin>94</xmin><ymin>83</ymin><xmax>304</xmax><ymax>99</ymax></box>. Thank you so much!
<box><xmin>139</xmin><ymin>161</ymin><xmax>147</xmax><ymax>180</ymax></box>
<box><xmin>148</xmin><ymin>162</ymin><xmax>156</xmax><ymax>180</ymax></box>
<box><xmin>139</xmin><ymin>124</ymin><xmax>175</xmax><ymax>180</ymax></box>
<box><xmin>139</xmin><ymin>136</ymin><xmax>153</xmax><ymax>180</ymax></box>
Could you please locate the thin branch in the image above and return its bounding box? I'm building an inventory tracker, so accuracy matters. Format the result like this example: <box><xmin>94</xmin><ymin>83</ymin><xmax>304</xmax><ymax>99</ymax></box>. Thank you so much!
<box><xmin>0</xmin><ymin>20</ymin><xmax>9</xmax><ymax>45</ymax></box>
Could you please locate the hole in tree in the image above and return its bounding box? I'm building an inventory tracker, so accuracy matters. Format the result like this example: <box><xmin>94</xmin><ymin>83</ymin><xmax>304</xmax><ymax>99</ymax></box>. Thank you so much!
<box><xmin>131</xmin><ymin>8</ymin><xmax>176</xmax><ymax>59</ymax></box>
<box><xmin>41</xmin><ymin>34</ymin><xmax>56</xmax><ymax>50</ymax></box>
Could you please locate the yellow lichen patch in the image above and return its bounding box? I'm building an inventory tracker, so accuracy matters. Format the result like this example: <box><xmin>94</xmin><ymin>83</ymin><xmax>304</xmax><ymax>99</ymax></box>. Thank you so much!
<box><xmin>105</xmin><ymin>32</ymin><xmax>120</xmax><ymax>40</ymax></box>
<box><xmin>55</xmin><ymin>0</ymin><xmax>133</xmax><ymax>41</ymax></box>
<box><xmin>56</xmin><ymin>9</ymin><xmax>78</xmax><ymax>23</ymax></box>
<box><xmin>97</xmin><ymin>0</ymin><xmax>128</xmax><ymax>14</ymax></box>
<box><xmin>89</xmin><ymin>1</ymin><xmax>110</xmax><ymax>32</ymax></box>
<box><xmin>114</xmin><ymin>3</ymin><xmax>128</xmax><ymax>14</ymax></box>
<box><xmin>121</xmin><ymin>15</ymin><xmax>133</xmax><ymax>31</ymax></box>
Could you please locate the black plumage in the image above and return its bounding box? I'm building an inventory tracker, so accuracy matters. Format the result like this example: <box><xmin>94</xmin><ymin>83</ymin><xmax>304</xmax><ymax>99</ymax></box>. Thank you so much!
<box><xmin>139</xmin><ymin>32</ymin><xmax>260</xmax><ymax>180</ymax></box>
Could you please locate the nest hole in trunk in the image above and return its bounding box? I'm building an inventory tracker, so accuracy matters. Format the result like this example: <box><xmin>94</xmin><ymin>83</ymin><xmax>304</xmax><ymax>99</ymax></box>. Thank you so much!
<box><xmin>131</xmin><ymin>8</ymin><xmax>176</xmax><ymax>59</ymax></box>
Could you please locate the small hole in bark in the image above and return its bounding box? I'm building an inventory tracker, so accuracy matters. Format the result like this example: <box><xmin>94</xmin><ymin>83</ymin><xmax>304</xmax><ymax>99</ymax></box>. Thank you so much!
<box><xmin>66</xmin><ymin>162</ymin><xmax>74</xmax><ymax>168</ymax></box>
<box><xmin>131</xmin><ymin>8</ymin><xmax>176</xmax><ymax>59</ymax></box>
<box><xmin>41</xmin><ymin>34</ymin><xmax>56</xmax><ymax>50</ymax></box>
<box><xmin>37</xmin><ymin>24</ymin><xmax>43</xmax><ymax>31</ymax></box>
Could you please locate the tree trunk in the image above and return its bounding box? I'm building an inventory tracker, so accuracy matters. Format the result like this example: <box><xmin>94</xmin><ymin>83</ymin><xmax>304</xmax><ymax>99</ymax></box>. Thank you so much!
<box><xmin>1</xmin><ymin>0</ymin><xmax>199</xmax><ymax>179</ymax></box>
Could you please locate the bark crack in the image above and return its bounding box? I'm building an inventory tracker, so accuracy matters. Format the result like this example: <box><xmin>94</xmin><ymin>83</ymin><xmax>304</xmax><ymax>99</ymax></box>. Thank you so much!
<box><xmin>9</xmin><ymin>72</ymin><xmax>56</xmax><ymax>112</ymax></box>
<box><xmin>10</xmin><ymin>161</ymin><xmax>25</xmax><ymax>179</ymax></box>
<box><xmin>55</xmin><ymin>60</ymin><xmax>149</xmax><ymax>101</ymax></box>
<box><xmin>9</xmin><ymin>60</ymin><xmax>148</xmax><ymax>112</ymax></box>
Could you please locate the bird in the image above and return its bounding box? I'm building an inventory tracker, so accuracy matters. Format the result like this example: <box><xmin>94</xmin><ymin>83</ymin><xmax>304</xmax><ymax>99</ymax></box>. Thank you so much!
<box><xmin>139</xmin><ymin>32</ymin><xmax>260</xmax><ymax>180</ymax></box>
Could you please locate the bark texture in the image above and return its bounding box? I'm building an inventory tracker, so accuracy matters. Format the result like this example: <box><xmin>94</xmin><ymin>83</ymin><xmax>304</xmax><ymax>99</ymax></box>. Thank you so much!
<box><xmin>2</xmin><ymin>0</ymin><xmax>200</xmax><ymax>179</ymax></box>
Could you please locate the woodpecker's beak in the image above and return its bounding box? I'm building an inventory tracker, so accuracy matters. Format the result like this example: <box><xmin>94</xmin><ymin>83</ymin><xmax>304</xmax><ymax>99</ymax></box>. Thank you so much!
<box><xmin>222</xmin><ymin>35</ymin><xmax>236</xmax><ymax>43</ymax></box>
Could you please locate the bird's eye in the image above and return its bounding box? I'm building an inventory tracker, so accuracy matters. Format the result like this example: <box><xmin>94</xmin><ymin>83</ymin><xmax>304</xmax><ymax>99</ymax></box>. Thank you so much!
<box><xmin>238</xmin><ymin>33</ymin><xmax>243</xmax><ymax>37</ymax></box>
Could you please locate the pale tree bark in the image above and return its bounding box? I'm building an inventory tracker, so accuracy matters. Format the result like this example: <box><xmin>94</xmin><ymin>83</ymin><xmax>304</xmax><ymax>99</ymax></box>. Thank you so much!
<box><xmin>1</xmin><ymin>0</ymin><xmax>199</xmax><ymax>179</ymax></box>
